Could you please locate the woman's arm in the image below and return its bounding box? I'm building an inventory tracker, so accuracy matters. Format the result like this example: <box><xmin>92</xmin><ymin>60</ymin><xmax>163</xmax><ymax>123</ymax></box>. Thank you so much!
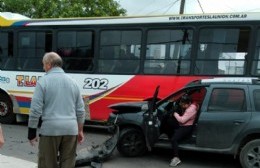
<box><xmin>174</xmin><ymin>104</ymin><xmax>197</xmax><ymax>125</ymax></box>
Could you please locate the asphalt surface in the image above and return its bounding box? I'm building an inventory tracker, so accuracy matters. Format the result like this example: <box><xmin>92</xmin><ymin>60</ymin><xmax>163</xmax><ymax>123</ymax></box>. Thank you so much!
<box><xmin>0</xmin><ymin>123</ymin><xmax>241</xmax><ymax>168</ymax></box>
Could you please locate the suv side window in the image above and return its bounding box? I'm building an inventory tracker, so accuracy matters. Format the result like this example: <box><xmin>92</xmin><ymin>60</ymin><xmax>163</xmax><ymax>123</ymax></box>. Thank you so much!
<box><xmin>208</xmin><ymin>88</ymin><xmax>246</xmax><ymax>112</ymax></box>
<box><xmin>253</xmin><ymin>89</ymin><xmax>260</xmax><ymax>111</ymax></box>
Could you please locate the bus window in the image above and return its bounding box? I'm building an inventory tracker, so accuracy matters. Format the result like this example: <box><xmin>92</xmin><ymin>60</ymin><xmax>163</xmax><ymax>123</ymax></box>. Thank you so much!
<box><xmin>0</xmin><ymin>31</ymin><xmax>13</xmax><ymax>70</ymax></box>
<box><xmin>18</xmin><ymin>31</ymin><xmax>52</xmax><ymax>71</ymax></box>
<box><xmin>145</xmin><ymin>29</ymin><xmax>193</xmax><ymax>74</ymax></box>
<box><xmin>98</xmin><ymin>30</ymin><xmax>141</xmax><ymax>74</ymax></box>
<box><xmin>195</xmin><ymin>28</ymin><xmax>250</xmax><ymax>75</ymax></box>
<box><xmin>57</xmin><ymin>31</ymin><xmax>94</xmax><ymax>72</ymax></box>
<box><xmin>252</xmin><ymin>29</ymin><xmax>260</xmax><ymax>75</ymax></box>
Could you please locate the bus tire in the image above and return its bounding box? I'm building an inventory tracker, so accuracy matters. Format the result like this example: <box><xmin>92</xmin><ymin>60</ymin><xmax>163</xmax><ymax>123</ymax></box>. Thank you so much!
<box><xmin>0</xmin><ymin>93</ymin><xmax>15</xmax><ymax>124</ymax></box>
<box><xmin>117</xmin><ymin>128</ymin><xmax>147</xmax><ymax>157</ymax></box>
<box><xmin>239</xmin><ymin>139</ymin><xmax>260</xmax><ymax>168</ymax></box>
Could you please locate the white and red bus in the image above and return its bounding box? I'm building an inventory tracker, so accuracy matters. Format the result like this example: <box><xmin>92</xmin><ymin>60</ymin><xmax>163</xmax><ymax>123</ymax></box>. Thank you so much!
<box><xmin>0</xmin><ymin>12</ymin><xmax>259</xmax><ymax>124</ymax></box>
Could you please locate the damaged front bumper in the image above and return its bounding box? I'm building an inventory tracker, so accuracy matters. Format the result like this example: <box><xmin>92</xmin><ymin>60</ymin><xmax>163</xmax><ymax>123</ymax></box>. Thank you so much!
<box><xmin>75</xmin><ymin>125</ymin><xmax>119</xmax><ymax>168</ymax></box>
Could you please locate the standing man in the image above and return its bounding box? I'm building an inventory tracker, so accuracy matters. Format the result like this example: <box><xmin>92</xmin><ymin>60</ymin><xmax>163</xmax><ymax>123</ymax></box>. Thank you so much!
<box><xmin>28</xmin><ymin>52</ymin><xmax>85</xmax><ymax>168</ymax></box>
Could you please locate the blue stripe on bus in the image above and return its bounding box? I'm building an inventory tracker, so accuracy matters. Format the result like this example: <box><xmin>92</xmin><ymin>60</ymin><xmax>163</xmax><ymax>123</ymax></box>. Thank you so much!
<box><xmin>12</xmin><ymin>21</ymin><xmax>29</xmax><ymax>26</ymax></box>
<box><xmin>17</xmin><ymin>101</ymin><xmax>31</xmax><ymax>108</ymax></box>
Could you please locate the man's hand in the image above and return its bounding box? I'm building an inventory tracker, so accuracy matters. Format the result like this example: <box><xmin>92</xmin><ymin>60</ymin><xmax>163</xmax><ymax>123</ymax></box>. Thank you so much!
<box><xmin>28</xmin><ymin>127</ymin><xmax>37</xmax><ymax>147</ymax></box>
<box><xmin>29</xmin><ymin>137</ymin><xmax>38</xmax><ymax>147</ymax></box>
<box><xmin>78</xmin><ymin>131</ymin><xmax>84</xmax><ymax>144</ymax></box>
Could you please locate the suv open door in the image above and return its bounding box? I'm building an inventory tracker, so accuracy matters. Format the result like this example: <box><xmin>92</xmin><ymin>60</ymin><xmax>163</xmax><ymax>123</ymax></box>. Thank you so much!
<box><xmin>143</xmin><ymin>86</ymin><xmax>161</xmax><ymax>151</ymax></box>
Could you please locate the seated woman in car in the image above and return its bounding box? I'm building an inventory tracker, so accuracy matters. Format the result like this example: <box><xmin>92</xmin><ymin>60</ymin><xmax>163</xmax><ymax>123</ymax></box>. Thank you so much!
<box><xmin>169</xmin><ymin>94</ymin><xmax>199</xmax><ymax>167</ymax></box>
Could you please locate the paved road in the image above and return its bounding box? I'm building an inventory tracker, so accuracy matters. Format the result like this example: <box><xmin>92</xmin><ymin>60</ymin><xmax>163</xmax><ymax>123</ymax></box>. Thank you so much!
<box><xmin>0</xmin><ymin>123</ymin><xmax>241</xmax><ymax>168</ymax></box>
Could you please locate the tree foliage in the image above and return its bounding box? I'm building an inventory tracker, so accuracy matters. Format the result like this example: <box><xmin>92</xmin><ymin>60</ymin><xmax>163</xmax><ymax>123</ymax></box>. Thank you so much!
<box><xmin>0</xmin><ymin>0</ymin><xmax>126</xmax><ymax>18</ymax></box>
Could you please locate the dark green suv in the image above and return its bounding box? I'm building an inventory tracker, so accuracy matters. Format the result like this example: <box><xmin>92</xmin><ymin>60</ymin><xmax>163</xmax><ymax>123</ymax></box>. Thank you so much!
<box><xmin>107</xmin><ymin>77</ymin><xmax>260</xmax><ymax>168</ymax></box>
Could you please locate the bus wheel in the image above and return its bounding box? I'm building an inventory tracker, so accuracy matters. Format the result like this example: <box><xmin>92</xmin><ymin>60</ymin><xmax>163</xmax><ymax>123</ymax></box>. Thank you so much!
<box><xmin>239</xmin><ymin>139</ymin><xmax>260</xmax><ymax>168</ymax></box>
<box><xmin>0</xmin><ymin>94</ymin><xmax>15</xmax><ymax>124</ymax></box>
<box><xmin>117</xmin><ymin>128</ymin><xmax>147</xmax><ymax>157</ymax></box>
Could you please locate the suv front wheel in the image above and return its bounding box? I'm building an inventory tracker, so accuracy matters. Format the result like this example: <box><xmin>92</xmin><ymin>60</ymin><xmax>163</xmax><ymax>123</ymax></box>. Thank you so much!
<box><xmin>117</xmin><ymin>128</ymin><xmax>147</xmax><ymax>157</ymax></box>
<box><xmin>240</xmin><ymin>139</ymin><xmax>260</xmax><ymax>168</ymax></box>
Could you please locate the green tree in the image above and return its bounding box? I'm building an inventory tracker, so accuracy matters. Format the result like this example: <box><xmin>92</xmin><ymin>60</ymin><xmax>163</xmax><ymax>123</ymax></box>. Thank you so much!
<box><xmin>0</xmin><ymin>0</ymin><xmax>126</xmax><ymax>18</ymax></box>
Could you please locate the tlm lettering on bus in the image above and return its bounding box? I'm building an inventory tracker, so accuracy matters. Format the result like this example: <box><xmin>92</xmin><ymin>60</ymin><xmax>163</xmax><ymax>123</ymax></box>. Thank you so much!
<box><xmin>16</xmin><ymin>75</ymin><xmax>41</xmax><ymax>87</ymax></box>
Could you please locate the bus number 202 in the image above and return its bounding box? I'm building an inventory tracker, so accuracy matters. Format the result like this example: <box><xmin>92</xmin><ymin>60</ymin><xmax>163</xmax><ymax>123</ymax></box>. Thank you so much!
<box><xmin>83</xmin><ymin>78</ymin><xmax>108</xmax><ymax>90</ymax></box>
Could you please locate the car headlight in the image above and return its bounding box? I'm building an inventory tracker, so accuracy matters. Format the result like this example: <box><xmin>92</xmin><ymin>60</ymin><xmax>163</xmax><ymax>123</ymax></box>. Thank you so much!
<box><xmin>107</xmin><ymin>112</ymin><xmax>118</xmax><ymax>125</ymax></box>
<box><xmin>141</xmin><ymin>104</ymin><xmax>148</xmax><ymax>111</ymax></box>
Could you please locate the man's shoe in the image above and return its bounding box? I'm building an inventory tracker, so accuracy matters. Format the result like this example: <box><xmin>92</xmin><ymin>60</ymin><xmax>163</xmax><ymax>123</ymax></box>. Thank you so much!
<box><xmin>169</xmin><ymin>157</ymin><xmax>181</xmax><ymax>167</ymax></box>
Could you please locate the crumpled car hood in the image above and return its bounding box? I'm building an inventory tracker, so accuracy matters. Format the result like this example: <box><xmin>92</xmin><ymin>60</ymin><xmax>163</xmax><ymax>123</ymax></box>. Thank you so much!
<box><xmin>109</xmin><ymin>101</ymin><xmax>147</xmax><ymax>114</ymax></box>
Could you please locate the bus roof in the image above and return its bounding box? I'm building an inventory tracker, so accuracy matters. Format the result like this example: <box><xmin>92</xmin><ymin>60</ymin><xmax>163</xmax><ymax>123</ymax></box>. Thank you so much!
<box><xmin>0</xmin><ymin>12</ymin><xmax>30</xmax><ymax>26</ymax></box>
<box><xmin>0</xmin><ymin>12</ymin><xmax>259</xmax><ymax>27</ymax></box>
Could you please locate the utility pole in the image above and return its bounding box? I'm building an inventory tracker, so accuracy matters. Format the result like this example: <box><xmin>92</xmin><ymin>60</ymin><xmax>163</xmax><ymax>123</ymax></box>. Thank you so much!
<box><xmin>179</xmin><ymin>0</ymin><xmax>185</xmax><ymax>14</ymax></box>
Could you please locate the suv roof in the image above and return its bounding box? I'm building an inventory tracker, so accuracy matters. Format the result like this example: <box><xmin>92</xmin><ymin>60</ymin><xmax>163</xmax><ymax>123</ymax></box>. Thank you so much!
<box><xmin>188</xmin><ymin>77</ymin><xmax>260</xmax><ymax>86</ymax></box>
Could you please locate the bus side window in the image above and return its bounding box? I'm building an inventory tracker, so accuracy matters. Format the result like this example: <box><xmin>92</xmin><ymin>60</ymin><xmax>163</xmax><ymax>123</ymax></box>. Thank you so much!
<box><xmin>78</xmin><ymin>48</ymin><xmax>94</xmax><ymax>71</ymax></box>
<box><xmin>98</xmin><ymin>47</ymin><xmax>116</xmax><ymax>73</ymax></box>
<box><xmin>112</xmin><ymin>46</ymin><xmax>140</xmax><ymax>73</ymax></box>
<box><xmin>23</xmin><ymin>53</ymin><xmax>43</xmax><ymax>70</ymax></box>
<box><xmin>22</xmin><ymin>46</ymin><xmax>45</xmax><ymax>70</ymax></box>
<box><xmin>195</xmin><ymin>28</ymin><xmax>249</xmax><ymax>75</ymax></box>
<box><xmin>0</xmin><ymin>32</ymin><xmax>9</xmax><ymax>69</ymax></box>
<box><xmin>195</xmin><ymin>44</ymin><xmax>219</xmax><ymax>75</ymax></box>
<box><xmin>161</xmin><ymin>61</ymin><xmax>177</xmax><ymax>74</ymax></box>
<box><xmin>99</xmin><ymin>30</ymin><xmax>141</xmax><ymax>74</ymax></box>
<box><xmin>0</xmin><ymin>32</ymin><xmax>14</xmax><ymax>70</ymax></box>
<box><xmin>100</xmin><ymin>47</ymin><xmax>115</xmax><ymax>59</ymax></box>
<box><xmin>145</xmin><ymin>29</ymin><xmax>193</xmax><ymax>75</ymax></box>
<box><xmin>98</xmin><ymin>60</ymin><xmax>116</xmax><ymax>73</ymax></box>
<box><xmin>57</xmin><ymin>31</ymin><xmax>93</xmax><ymax>72</ymax></box>
<box><xmin>4</xmin><ymin>57</ymin><xmax>16</xmax><ymax>69</ymax></box>
<box><xmin>252</xmin><ymin>29</ymin><xmax>260</xmax><ymax>75</ymax></box>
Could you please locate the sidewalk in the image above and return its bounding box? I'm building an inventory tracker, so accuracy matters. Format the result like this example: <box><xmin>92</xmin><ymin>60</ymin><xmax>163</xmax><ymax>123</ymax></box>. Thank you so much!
<box><xmin>0</xmin><ymin>154</ymin><xmax>36</xmax><ymax>168</ymax></box>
